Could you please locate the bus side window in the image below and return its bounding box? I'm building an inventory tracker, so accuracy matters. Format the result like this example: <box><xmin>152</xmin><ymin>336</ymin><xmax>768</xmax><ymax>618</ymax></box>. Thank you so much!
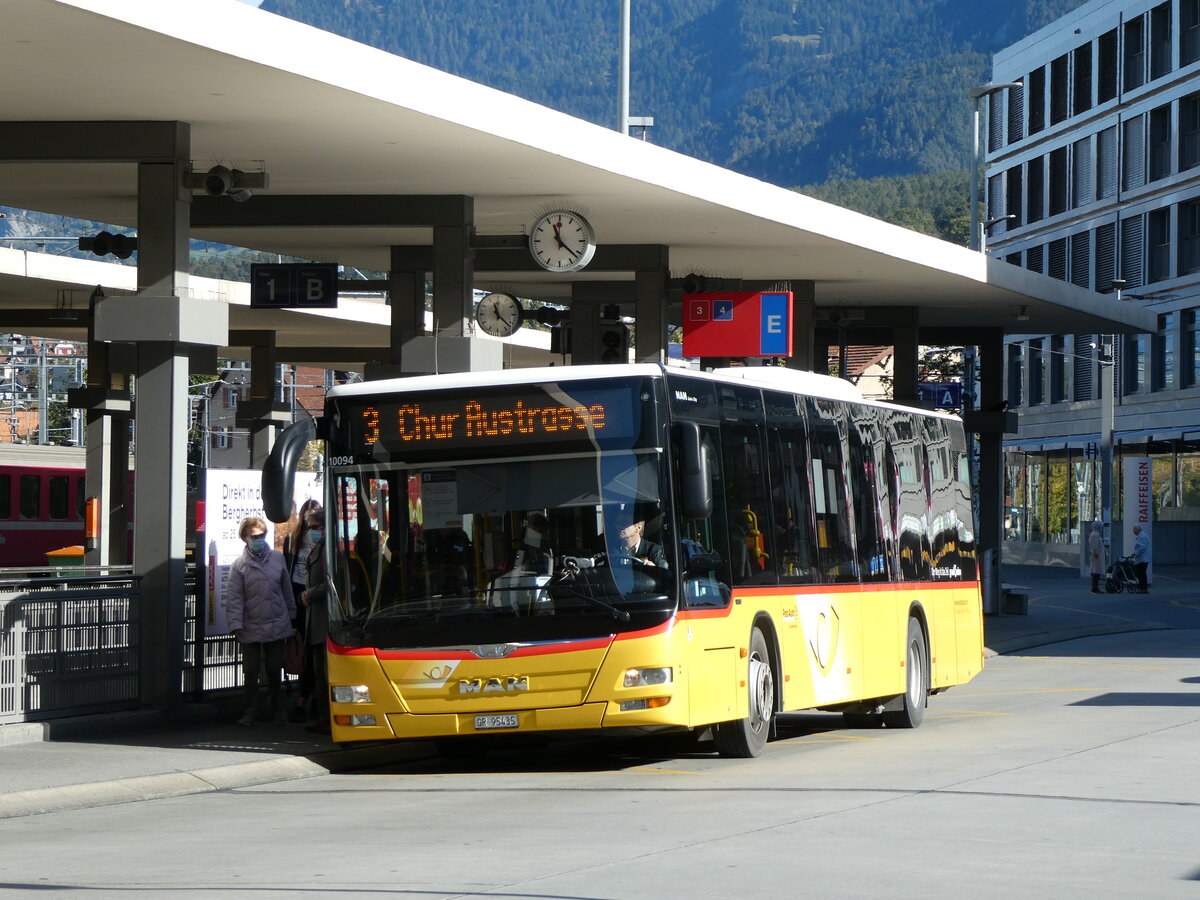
<box><xmin>806</xmin><ymin>399</ymin><xmax>857</xmax><ymax>584</ymax></box>
<box><xmin>19</xmin><ymin>474</ymin><xmax>40</xmax><ymax>520</ymax></box>
<box><xmin>0</xmin><ymin>474</ymin><xmax>10</xmax><ymax>519</ymax></box>
<box><xmin>848</xmin><ymin>408</ymin><xmax>889</xmax><ymax>582</ymax></box>
<box><xmin>674</xmin><ymin>424</ymin><xmax>733</xmax><ymax>608</ymax></box>
<box><xmin>719</xmin><ymin>423</ymin><xmax>776</xmax><ymax>586</ymax></box>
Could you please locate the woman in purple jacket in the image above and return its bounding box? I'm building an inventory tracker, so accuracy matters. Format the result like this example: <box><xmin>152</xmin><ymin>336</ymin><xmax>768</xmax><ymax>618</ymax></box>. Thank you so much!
<box><xmin>225</xmin><ymin>516</ymin><xmax>296</xmax><ymax>726</ymax></box>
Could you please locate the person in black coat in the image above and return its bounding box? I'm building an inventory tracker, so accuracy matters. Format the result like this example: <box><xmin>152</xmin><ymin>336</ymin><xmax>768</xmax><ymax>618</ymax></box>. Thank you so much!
<box><xmin>299</xmin><ymin>509</ymin><xmax>331</xmax><ymax>732</ymax></box>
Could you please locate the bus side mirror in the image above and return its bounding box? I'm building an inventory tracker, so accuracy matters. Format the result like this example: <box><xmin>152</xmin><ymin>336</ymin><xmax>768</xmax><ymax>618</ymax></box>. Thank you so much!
<box><xmin>680</xmin><ymin>422</ymin><xmax>712</xmax><ymax>520</ymax></box>
<box><xmin>263</xmin><ymin>417</ymin><xmax>317</xmax><ymax>523</ymax></box>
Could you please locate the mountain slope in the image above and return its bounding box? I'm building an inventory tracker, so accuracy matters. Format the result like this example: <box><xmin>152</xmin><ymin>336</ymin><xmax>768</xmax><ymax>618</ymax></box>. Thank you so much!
<box><xmin>260</xmin><ymin>0</ymin><xmax>1088</xmax><ymax>187</ymax></box>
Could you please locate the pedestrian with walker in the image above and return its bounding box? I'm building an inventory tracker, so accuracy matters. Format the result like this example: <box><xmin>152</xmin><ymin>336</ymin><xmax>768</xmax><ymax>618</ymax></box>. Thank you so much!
<box><xmin>1132</xmin><ymin>524</ymin><xmax>1151</xmax><ymax>594</ymax></box>
<box><xmin>1089</xmin><ymin>522</ymin><xmax>1106</xmax><ymax>594</ymax></box>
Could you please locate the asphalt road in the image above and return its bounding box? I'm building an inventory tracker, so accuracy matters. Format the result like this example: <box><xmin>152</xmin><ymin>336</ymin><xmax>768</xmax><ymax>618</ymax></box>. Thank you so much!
<box><xmin>1</xmin><ymin>627</ymin><xmax>1197</xmax><ymax>900</ymax></box>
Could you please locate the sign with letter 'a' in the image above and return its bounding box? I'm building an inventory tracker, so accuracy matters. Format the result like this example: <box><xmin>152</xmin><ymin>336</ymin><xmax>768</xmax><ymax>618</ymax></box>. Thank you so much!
<box><xmin>681</xmin><ymin>291</ymin><xmax>793</xmax><ymax>358</ymax></box>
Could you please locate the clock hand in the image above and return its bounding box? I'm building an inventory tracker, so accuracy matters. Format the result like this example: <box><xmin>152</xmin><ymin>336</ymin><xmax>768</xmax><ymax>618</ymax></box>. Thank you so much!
<box><xmin>552</xmin><ymin>221</ymin><xmax>568</xmax><ymax>249</ymax></box>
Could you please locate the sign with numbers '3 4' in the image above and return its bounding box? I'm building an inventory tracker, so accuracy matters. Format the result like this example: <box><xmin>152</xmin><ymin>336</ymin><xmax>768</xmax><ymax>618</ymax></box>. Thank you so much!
<box><xmin>250</xmin><ymin>263</ymin><xmax>338</xmax><ymax>309</ymax></box>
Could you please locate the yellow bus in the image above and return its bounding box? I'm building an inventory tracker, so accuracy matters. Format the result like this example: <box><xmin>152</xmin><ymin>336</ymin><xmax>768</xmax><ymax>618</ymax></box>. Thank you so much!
<box><xmin>268</xmin><ymin>363</ymin><xmax>983</xmax><ymax>757</ymax></box>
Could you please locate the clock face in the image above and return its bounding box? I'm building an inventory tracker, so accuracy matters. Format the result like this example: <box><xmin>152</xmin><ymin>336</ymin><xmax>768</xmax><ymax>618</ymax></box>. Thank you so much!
<box><xmin>474</xmin><ymin>292</ymin><xmax>523</xmax><ymax>337</ymax></box>
<box><xmin>529</xmin><ymin>210</ymin><xmax>596</xmax><ymax>273</ymax></box>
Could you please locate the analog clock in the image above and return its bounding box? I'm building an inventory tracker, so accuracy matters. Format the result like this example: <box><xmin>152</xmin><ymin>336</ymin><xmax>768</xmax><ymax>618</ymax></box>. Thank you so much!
<box><xmin>474</xmin><ymin>291</ymin><xmax>524</xmax><ymax>337</ymax></box>
<box><xmin>529</xmin><ymin>210</ymin><xmax>597</xmax><ymax>273</ymax></box>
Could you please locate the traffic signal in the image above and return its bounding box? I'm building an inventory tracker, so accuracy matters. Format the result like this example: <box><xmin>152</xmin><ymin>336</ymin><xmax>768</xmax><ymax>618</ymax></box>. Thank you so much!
<box><xmin>596</xmin><ymin>321</ymin><xmax>630</xmax><ymax>364</ymax></box>
<box><xmin>78</xmin><ymin>231</ymin><xmax>137</xmax><ymax>259</ymax></box>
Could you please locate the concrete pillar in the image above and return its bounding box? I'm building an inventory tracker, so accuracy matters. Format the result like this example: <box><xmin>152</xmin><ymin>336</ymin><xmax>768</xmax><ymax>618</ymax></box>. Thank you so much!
<box><xmin>787</xmin><ymin>280</ymin><xmax>816</xmax><ymax>371</ymax></box>
<box><xmin>136</xmin><ymin>160</ymin><xmax>190</xmax><ymax>297</ymax></box>
<box><xmin>389</xmin><ymin>255</ymin><xmax>426</xmax><ymax>363</ymax></box>
<box><xmin>432</xmin><ymin>222</ymin><xmax>473</xmax><ymax>337</ymax></box>
<box><xmin>133</xmin><ymin>341</ymin><xmax>191</xmax><ymax>707</ymax></box>
<box><xmin>633</xmin><ymin>269</ymin><xmax>666</xmax><ymax>363</ymax></box>
<box><xmin>892</xmin><ymin>314</ymin><xmax>919</xmax><ymax>405</ymax></box>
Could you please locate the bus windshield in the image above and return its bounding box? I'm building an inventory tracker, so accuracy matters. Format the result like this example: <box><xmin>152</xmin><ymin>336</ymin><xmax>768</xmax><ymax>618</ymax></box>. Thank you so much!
<box><xmin>326</xmin><ymin>382</ymin><xmax>675</xmax><ymax>649</ymax></box>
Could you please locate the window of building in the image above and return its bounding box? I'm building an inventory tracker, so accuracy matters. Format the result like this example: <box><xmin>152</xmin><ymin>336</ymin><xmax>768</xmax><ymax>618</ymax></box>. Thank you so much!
<box><xmin>1124</xmin><ymin>332</ymin><xmax>1148</xmax><ymax>394</ymax></box>
<box><xmin>1027</xmin><ymin>155</ymin><xmax>1045</xmax><ymax>223</ymax></box>
<box><xmin>1073</xmin><ymin>42</ymin><xmax>1093</xmax><ymax>115</ymax></box>
<box><xmin>988</xmin><ymin>91</ymin><xmax>1005</xmax><ymax>153</ymax></box>
<box><xmin>211</xmin><ymin>428</ymin><xmax>231</xmax><ymax>450</ymax></box>
<box><xmin>1151</xmin><ymin>2</ymin><xmax>1172</xmax><ymax>79</ymax></box>
<box><xmin>1095</xmin><ymin>221</ymin><xmax>1117</xmax><ymax>289</ymax></box>
<box><xmin>1148</xmin><ymin>103</ymin><xmax>1172</xmax><ymax>181</ymax></box>
<box><xmin>1029</xmin><ymin>339</ymin><xmax>1046</xmax><ymax>405</ymax></box>
<box><xmin>1097</xmin><ymin>126</ymin><xmax>1118</xmax><ymax>199</ymax></box>
<box><xmin>1071</xmin><ymin>232</ymin><xmax>1091</xmax><ymax>288</ymax></box>
<box><xmin>1007</xmin><ymin>82</ymin><xmax>1025</xmax><ymax>143</ymax></box>
<box><xmin>1028</xmin><ymin>66</ymin><xmax>1046</xmax><ymax>135</ymax></box>
<box><xmin>1120</xmin><ymin>215</ymin><xmax>1145</xmax><ymax>288</ymax></box>
<box><xmin>1007</xmin><ymin>342</ymin><xmax>1024</xmax><ymax>407</ymax></box>
<box><xmin>1050</xmin><ymin>53</ymin><xmax>1070</xmax><ymax>124</ymax></box>
<box><xmin>1026</xmin><ymin>244</ymin><xmax>1044</xmax><ymax>274</ymax></box>
<box><xmin>1148</xmin><ymin>207</ymin><xmax>1171</xmax><ymax>282</ymax></box>
<box><xmin>1005</xmin><ymin>454</ymin><xmax>1028</xmax><ymax>541</ymax></box>
<box><xmin>1180</xmin><ymin>198</ymin><xmax>1200</xmax><ymax>275</ymax></box>
<box><xmin>1006</xmin><ymin>165</ymin><xmax>1024</xmax><ymax>226</ymax></box>
<box><xmin>1185</xmin><ymin>310</ymin><xmax>1200</xmax><ymax>386</ymax></box>
<box><xmin>1072</xmin><ymin>136</ymin><xmax>1093</xmax><ymax>208</ymax></box>
<box><xmin>1154</xmin><ymin>311</ymin><xmax>1176</xmax><ymax>391</ymax></box>
<box><xmin>1182</xmin><ymin>94</ymin><xmax>1200</xmax><ymax>171</ymax></box>
<box><xmin>1048</xmin><ymin>237</ymin><xmax>1068</xmax><ymax>280</ymax></box>
<box><xmin>1125</xmin><ymin>14</ymin><xmax>1146</xmax><ymax>91</ymax></box>
<box><xmin>1099</xmin><ymin>29</ymin><xmax>1119</xmax><ymax>101</ymax></box>
<box><xmin>987</xmin><ymin>172</ymin><xmax>1005</xmax><ymax>224</ymax></box>
<box><xmin>1049</xmin><ymin>147</ymin><xmax>1068</xmax><ymax>215</ymax></box>
<box><xmin>1123</xmin><ymin>114</ymin><xmax>1146</xmax><ymax>191</ymax></box>
<box><xmin>1074</xmin><ymin>333</ymin><xmax>1096</xmax><ymax>401</ymax></box>
<box><xmin>1007</xmin><ymin>252</ymin><xmax>1022</xmax><ymax>267</ymax></box>
<box><xmin>1051</xmin><ymin>335</ymin><xmax>1071</xmax><ymax>402</ymax></box>
<box><xmin>1184</xmin><ymin>0</ymin><xmax>1200</xmax><ymax>66</ymax></box>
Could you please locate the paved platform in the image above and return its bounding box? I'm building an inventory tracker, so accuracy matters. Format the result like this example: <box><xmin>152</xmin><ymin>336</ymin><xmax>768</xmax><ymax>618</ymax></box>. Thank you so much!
<box><xmin>2</xmin><ymin>562</ymin><xmax>1197</xmax><ymax>820</ymax></box>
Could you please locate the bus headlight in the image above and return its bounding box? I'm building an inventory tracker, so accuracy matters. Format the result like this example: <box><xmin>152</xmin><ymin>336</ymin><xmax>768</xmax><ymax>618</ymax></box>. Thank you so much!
<box><xmin>623</xmin><ymin>667</ymin><xmax>672</xmax><ymax>688</ymax></box>
<box><xmin>334</xmin><ymin>714</ymin><xmax>378</xmax><ymax>727</ymax></box>
<box><xmin>331</xmin><ymin>684</ymin><xmax>371</xmax><ymax>703</ymax></box>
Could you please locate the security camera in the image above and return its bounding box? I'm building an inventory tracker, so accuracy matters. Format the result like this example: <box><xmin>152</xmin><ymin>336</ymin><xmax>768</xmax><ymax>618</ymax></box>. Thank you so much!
<box><xmin>202</xmin><ymin>165</ymin><xmax>234</xmax><ymax>197</ymax></box>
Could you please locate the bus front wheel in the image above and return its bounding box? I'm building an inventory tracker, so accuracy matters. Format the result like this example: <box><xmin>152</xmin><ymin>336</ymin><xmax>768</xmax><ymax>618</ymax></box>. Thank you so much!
<box><xmin>882</xmin><ymin>617</ymin><xmax>927</xmax><ymax>729</ymax></box>
<box><xmin>714</xmin><ymin>627</ymin><xmax>774</xmax><ymax>758</ymax></box>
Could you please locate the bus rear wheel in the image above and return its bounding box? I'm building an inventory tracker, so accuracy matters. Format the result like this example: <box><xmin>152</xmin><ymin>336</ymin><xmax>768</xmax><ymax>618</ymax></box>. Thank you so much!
<box><xmin>714</xmin><ymin>627</ymin><xmax>774</xmax><ymax>758</ymax></box>
<box><xmin>882</xmin><ymin>617</ymin><xmax>927</xmax><ymax>729</ymax></box>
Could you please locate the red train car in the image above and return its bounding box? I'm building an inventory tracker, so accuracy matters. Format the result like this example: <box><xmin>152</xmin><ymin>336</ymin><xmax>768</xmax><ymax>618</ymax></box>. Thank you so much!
<box><xmin>0</xmin><ymin>445</ymin><xmax>123</xmax><ymax>568</ymax></box>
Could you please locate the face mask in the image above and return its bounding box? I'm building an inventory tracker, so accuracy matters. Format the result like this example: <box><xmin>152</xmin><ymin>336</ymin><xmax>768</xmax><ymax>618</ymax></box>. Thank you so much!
<box><xmin>248</xmin><ymin>538</ymin><xmax>268</xmax><ymax>552</ymax></box>
<box><xmin>308</xmin><ymin>529</ymin><xmax>323</xmax><ymax>541</ymax></box>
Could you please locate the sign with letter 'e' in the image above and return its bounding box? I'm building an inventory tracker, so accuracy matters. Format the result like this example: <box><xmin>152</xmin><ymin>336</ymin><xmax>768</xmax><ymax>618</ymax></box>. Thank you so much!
<box><xmin>250</xmin><ymin>263</ymin><xmax>339</xmax><ymax>309</ymax></box>
<box><xmin>681</xmin><ymin>291</ymin><xmax>793</xmax><ymax>358</ymax></box>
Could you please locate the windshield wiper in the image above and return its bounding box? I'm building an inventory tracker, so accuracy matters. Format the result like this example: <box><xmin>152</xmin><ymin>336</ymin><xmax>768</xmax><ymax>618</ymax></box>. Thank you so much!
<box><xmin>548</xmin><ymin>580</ymin><xmax>631</xmax><ymax>622</ymax></box>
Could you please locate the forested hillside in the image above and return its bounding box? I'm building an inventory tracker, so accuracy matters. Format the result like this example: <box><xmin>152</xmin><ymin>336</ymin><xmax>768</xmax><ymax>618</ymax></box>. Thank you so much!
<box><xmin>261</xmin><ymin>0</ymin><xmax>1088</xmax><ymax>191</ymax></box>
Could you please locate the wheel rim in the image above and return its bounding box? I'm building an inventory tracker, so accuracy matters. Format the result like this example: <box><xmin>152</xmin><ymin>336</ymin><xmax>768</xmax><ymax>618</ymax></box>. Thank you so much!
<box><xmin>906</xmin><ymin>639</ymin><xmax>924</xmax><ymax>707</ymax></box>
<box><xmin>748</xmin><ymin>651</ymin><xmax>773</xmax><ymax>735</ymax></box>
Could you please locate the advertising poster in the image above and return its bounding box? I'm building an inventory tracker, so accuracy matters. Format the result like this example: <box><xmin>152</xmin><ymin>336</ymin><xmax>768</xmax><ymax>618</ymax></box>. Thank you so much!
<box><xmin>202</xmin><ymin>469</ymin><xmax>321</xmax><ymax>636</ymax></box>
<box><xmin>1122</xmin><ymin>456</ymin><xmax>1152</xmax><ymax>581</ymax></box>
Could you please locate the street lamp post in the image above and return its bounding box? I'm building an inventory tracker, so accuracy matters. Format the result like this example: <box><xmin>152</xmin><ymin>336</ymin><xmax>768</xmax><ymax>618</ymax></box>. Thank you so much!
<box><xmin>969</xmin><ymin>82</ymin><xmax>1023</xmax><ymax>252</ymax></box>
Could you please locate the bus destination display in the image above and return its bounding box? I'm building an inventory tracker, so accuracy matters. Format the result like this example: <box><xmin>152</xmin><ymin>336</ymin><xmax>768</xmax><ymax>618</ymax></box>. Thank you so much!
<box><xmin>341</xmin><ymin>384</ymin><xmax>641</xmax><ymax>456</ymax></box>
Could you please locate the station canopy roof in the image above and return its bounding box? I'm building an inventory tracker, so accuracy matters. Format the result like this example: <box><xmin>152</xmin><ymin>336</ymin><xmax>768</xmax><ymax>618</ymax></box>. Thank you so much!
<box><xmin>0</xmin><ymin>0</ymin><xmax>1155</xmax><ymax>354</ymax></box>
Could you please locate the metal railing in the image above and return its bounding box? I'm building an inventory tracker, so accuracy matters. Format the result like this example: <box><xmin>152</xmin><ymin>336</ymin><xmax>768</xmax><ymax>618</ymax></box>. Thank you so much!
<box><xmin>0</xmin><ymin>564</ymin><xmax>261</xmax><ymax>724</ymax></box>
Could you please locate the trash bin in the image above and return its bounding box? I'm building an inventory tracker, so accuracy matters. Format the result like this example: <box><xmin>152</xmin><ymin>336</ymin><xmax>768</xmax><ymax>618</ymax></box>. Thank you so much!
<box><xmin>46</xmin><ymin>545</ymin><xmax>86</xmax><ymax>574</ymax></box>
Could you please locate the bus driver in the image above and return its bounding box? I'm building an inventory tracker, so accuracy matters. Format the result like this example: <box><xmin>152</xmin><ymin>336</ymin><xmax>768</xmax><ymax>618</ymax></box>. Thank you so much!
<box><xmin>609</xmin><ymin>511</ymin><xmax>667</xmax><ymax>569</ymax></box>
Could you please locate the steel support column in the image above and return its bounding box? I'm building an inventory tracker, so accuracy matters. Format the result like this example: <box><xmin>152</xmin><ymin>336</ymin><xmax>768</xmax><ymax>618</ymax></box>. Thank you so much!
<box><xmin>976</xmin><ymin>329</ymin><xmax>1006</xmax><ymax>616</ymax></box>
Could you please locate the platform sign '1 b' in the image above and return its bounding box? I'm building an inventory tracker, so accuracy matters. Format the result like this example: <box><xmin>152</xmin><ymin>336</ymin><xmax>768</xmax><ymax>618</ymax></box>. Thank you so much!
<box><xmin>250</xmin><ymin>263</ymin><xmax>339</xmax><ymax>309</ymax></box>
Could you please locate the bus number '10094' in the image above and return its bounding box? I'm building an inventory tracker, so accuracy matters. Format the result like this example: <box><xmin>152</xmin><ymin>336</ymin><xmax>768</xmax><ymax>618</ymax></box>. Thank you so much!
<box><xmin>329</xmin><ymin>455</ymin><xmax>356</xmax><ymax>466</ymax></box>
